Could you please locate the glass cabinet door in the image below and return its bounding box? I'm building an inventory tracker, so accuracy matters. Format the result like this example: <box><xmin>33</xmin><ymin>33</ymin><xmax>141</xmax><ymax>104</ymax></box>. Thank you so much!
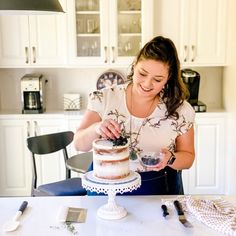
<box><xmin>69</xmin><ymin>0</ymin><xmax>153</xmax><ymax>66</ymax></box>
<box><xmin>117</xmin><ymin>0</ymin><xmax>141</xmax><ymax>57</ymax></box>
<box><xmin>75</xmin><ymin>0</ymin><xmax>100</xmax><ymax>57</ymax></box>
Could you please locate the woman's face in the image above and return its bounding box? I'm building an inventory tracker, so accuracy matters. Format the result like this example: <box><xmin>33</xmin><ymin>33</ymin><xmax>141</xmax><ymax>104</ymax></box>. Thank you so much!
<box><xmin>132</xmin><ymin>59</ymin><xmax>169</xmax><ymax>98</ymax></box>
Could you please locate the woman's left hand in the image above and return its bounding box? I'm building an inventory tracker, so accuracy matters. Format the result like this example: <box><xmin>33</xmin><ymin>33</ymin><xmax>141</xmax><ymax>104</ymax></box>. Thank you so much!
<box><xmin>146</xmin><ymin>148</ymin><xmax>172</xmax><ymax>171</ymax></box>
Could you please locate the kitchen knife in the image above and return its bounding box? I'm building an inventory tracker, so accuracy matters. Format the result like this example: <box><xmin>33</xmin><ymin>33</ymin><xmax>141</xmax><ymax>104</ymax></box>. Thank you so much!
<box><xmin>161</xmin><ymin>204</ymin><xmax>169</xmax><ymax>218</ymax></box>
<box><xmin>173</xmin><ymin>200</ymin><xmax>193</xmax><ymax>228</ymax></box>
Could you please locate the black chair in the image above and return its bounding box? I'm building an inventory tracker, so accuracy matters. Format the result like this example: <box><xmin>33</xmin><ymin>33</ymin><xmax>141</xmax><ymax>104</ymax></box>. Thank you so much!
<box><xmin>27</xmin><ymin>131</ymin><xmax>87</xmax><ymax>196</ymax></box>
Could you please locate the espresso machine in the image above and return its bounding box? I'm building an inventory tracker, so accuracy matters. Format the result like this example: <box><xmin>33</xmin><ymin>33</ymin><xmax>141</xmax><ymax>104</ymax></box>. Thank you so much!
<box><xmin>181</xmin><ymin>69</ymin><xmax>207</xmax><ymax>112</ymax></box>
<box><xmin>21</xmin><ymin>74</ymin><xmax>46</xmax><ymax>114</ymax></box>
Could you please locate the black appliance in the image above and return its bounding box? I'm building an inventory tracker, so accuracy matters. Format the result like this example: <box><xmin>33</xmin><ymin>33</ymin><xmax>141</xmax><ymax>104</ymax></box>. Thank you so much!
<box><xmin>181</xmin><ymin>69</ymin><xmax>207</xmax><ymax>112</ymax></box>
<box><xmin>21</xmin><ymin>74</ymin><xmax>46</xmax><ymax>114</ymax></box>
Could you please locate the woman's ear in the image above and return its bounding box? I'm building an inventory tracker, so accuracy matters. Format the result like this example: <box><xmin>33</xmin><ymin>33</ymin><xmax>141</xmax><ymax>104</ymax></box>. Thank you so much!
<box><xmin>164</xmin><ymin>83</ymin><xmax>169</xmax><ymax>92</ymax></box>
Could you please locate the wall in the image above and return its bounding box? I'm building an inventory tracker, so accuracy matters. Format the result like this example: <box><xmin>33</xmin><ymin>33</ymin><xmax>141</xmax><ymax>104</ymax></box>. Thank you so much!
<box><xmin>0</xmin><ymin>67</ymin><xmax>126</xmax><ymax>111</ymax></box>
<box><xmin>0</xmin><ymin>66</ymin><xmax>223</xmax><ymax>112</ymax></box>
<box><xmin>223</xmin><ymin>0</ymin><xmax>236</xmax><ymax>194</ymax></box>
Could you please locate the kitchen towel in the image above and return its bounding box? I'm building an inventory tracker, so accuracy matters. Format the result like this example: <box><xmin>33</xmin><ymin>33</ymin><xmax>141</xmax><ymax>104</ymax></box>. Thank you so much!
<box><xmin>180</xmin><ymin>196</ymin><xmax>236</xmax><ymax>236</ymax></box>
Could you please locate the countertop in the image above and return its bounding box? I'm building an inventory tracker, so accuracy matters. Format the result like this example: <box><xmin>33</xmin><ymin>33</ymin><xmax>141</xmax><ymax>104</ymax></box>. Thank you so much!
<box><xmin>0</xmin><ymin>109</ymin><xmax>228</xmax><ymax>120</ymax></box>
<box><xmin>0</xmin><ymin>195</ymin><xmax>235</xmax><ymax>236</ymax></box>
<box><xmin>0</xmin><ymin>110</ymin><xmax>86</xmax><ymax>119</ymax></box>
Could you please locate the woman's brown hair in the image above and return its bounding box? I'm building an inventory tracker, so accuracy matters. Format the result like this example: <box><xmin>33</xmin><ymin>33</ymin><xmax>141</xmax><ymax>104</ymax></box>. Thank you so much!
<box><xmin>127</xmin><ymin>36</ymin><xmax>189</xmax><ymax>119</ymax></box>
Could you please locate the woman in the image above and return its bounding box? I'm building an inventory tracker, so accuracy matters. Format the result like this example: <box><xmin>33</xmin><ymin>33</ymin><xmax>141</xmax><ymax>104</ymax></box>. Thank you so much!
<box><xmin>74</xmin><ymin>36</ymin><xmax>195</xmax><ymax>195</ymax></box>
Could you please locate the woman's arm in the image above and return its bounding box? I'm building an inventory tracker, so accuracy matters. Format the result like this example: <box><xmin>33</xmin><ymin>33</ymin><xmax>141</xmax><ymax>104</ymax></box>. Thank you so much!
<box><xmin>73</xmin><ymin>109</ymin><xmax>121</xmax><ymax>152</ymax></box>
<box><xmin>168</xmin><ymin>126</ymin><xmax>195</xmax><ymax>170</ymax></box>
<box><xmin>73</xmin><ymin>110</ymin><xmax>102</xmax><ymax>152</ymax></box>
<box><xmin>152</xmin><ymin>126</ymin><xmax>195</xmax><ymax>171</ymax></box>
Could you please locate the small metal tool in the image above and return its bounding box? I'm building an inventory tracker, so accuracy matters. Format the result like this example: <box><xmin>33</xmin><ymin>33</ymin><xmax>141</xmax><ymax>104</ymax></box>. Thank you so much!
<box><xmin>174</xmin><ymin>200</ymin><xmax>193</xmax><ymax>228</ymax></box>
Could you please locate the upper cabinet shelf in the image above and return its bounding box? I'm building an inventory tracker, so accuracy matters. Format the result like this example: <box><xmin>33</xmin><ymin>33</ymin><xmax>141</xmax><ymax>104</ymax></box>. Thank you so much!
<box><xmin>76</xmin><ymin>11</ymin><xmax>100</xmax><ymax>14</ymax></box>
<box><xmin>119</xmin><ymin>11</ymin><xmax>141</xmax><ymax>14</ymax></box>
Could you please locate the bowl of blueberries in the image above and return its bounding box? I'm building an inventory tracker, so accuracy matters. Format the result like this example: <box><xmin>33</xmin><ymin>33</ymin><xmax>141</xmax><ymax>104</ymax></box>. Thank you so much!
<box><xmin>139</xmin><ymin>151</ymin><xmax>164</xmax><ymax>168</ymax></box>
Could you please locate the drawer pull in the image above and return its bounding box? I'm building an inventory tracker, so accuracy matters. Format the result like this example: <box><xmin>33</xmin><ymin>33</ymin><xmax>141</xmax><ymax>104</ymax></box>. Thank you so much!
<box><xmin>111</xmin><ymin>46</ymin><xmax>115</xmax><ymax>63</ymax></box>
<box><xmin>104</xmin><ymin>46</ymin><xmax>108</xmax><ymax>63</ymax></box>
<box><xmin>32</xmin><ymin>47</ymin><xmax>36</xmax><ymax>63</ymax></box>
<box><xmin>25</xmin><ymin>47</ymin><xmax>29</xmax><ymax>64</ymax></box>
<box><xmin>184</xmin><ymin>45</ymin><xmax>188</xmax><ymax>62</ymax></box>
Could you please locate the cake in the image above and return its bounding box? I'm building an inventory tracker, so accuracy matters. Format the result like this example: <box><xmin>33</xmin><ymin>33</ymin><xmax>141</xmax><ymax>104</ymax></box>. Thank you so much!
<box><xmin>92</xmin><ymin>138</ymin><xmax>130</xmax><ymax>180</ymax></box>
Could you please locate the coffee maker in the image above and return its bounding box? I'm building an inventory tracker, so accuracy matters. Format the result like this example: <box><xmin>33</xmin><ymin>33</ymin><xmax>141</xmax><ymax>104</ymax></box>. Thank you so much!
<box><xmin>21</xmin><ymin>74</ymin><xmax>46</xmax><ymax>114</ymax></box>
<box><xmin>181</xmin><ymin>69</ymin><xmax>207</xmax><ymax>112</ymax></box>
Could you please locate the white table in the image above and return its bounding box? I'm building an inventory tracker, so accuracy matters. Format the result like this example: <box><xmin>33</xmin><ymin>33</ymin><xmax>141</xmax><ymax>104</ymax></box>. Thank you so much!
<box><xmin>0</xmin><ymin>195</ymin><xmax>235</xmax><ymax>236</ymax></box>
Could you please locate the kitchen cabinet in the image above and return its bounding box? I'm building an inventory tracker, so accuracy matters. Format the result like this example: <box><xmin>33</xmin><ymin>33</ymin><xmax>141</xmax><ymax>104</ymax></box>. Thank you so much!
<box><xmin>182</xmin><ymin>113</ymin><xmax>226</xmax><ymax>194</ymax></box>
<box><xmin>67</xmin><ymin>0</ymin><xmax>154</xmax><ymax>67</ymax></box>
<box><xmin>155</xmin><ymin>0</ymin><xmax>228</xmax><ymax>66</ymax></box>
<box><xmin>0</xmin><ymin>116</ymin><xmax>68</xmax><ymax>196</ymax></box>
<box><xmin>0</xmin><ymin>0</ymin><xmax>67</xmax><ymax>68</ymax></box>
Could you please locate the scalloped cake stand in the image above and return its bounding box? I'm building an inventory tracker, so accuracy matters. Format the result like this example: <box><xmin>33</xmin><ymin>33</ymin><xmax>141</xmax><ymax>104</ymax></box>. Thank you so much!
<box><xmin>82</xmin><ymin>171</ymin><xmax>141</xmax><ymax>220</ymax></box>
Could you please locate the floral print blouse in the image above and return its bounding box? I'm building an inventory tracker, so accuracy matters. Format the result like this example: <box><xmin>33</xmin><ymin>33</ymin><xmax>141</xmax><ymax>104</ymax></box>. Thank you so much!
<box><xmin>88</xmin><ymin>83</ymin><xmax>195</xmax><ymax>172</ymax></box>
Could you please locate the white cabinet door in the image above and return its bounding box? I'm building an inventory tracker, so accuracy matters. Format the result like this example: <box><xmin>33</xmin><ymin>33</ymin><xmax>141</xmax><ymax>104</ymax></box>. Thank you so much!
<box><xmin>183</xmin><ymin>114</ymin><xmax>226</xmax><ymax>194</ymax></box>
<box><xmin>155</xmin><ymin>0</ymin><xmax>228</xmax><ymax>66</ymax></box>
<box><xmin>0</xmin><ymin>117</ymin><xmax>67</xmax><ymax>196</ymax></box>
<box><xmin>0</xmin><ymin>119</ymin><xmax>30</xmax><ymax>196</ymax></box>
<box><xmin>180</xmin><ymin>0</ymin><xmax>228</xmax><ymax>66</ymax></box>
<box><xmin>0</xmin><ymin>15</ymin><xmax>29</xmax><ymax>66</ymax></box>
<box><xmin>0</xmin><ymin>0</ymin><xmax>67</xmax><ymax>67</ymax></box>
<box><xmin>67</xmin><ymin>0</ymin><xmax>154</xmax><ymax>67</ymax></box>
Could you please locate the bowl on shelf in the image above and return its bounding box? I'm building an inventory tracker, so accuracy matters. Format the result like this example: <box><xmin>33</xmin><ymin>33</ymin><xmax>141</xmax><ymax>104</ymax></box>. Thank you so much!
<box><xmin>138</xmin><ymin>151</ymin><xmax>164</xmax><ymax>168</ymax></box>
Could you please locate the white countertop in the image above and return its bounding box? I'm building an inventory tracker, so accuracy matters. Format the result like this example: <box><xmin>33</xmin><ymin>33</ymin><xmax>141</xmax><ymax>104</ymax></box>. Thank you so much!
<box><xmin>0</xmin><ymin>110</ymin><xmax>86</xmax><ymax>119</ymax></box>
<box><xmin>0</xmin><ymin>109</ymin><xmax>227</xmax><ymax>120</ymax></box>
<box><xmin>0</xmin><ymin>195</ymin><xmax>235</xmax><ymax>236</ymax></box>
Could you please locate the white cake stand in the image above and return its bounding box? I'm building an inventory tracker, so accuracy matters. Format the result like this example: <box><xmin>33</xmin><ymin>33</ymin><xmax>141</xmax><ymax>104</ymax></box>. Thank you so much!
<box><xmin>82</xmin><ymin>171</ymin><xmax>141</xmax><ymax>220</ymax></box>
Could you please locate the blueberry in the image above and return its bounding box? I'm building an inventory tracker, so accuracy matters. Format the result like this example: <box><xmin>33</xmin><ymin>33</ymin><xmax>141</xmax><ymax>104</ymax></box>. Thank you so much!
<box><xmin>109</xmin><ymin>136</ymin><xmax>128</xmax><ymax>146</ymax></box>
<box><xmin>141</xmin><ymin>156</ymin><xmax>149</xmax><ymax>165</ymax></box>
<box><xmin>141</xmin><ymin>155</ymin><xmax>161</xmax><ymax>166</ymax></box>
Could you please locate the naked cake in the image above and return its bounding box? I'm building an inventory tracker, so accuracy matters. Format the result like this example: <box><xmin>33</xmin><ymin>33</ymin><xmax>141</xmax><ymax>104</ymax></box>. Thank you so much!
<box><xmin>92</xmin><ymin>138</ymin><xmax>130</xmax><ymax>180</ymax></box>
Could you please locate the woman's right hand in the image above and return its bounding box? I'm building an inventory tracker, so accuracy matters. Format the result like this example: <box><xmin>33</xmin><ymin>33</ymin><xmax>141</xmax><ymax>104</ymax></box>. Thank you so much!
<box><xmin>95</xmin><ymin>119</ymin><xmax>121</xmax><ymax>140</ymax></box>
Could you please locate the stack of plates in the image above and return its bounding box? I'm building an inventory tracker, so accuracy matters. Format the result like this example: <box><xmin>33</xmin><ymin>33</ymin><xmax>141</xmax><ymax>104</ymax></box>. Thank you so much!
<box><xmin>63</xmin><ymin>93</ymin><xmax>81</xmax><ymax>111</ymax></box>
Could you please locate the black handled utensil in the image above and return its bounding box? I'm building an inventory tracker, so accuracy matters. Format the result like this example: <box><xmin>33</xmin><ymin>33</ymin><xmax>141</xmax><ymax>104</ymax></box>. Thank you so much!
<box><xmin>173</xmin><ymin>200</ymin><xmax>193</xmax><ymax>228</ymax></box>
<box><xmin>161</xmin><ymin>204</ymin><xmax>169</xmax><ymax>218</ymax></box>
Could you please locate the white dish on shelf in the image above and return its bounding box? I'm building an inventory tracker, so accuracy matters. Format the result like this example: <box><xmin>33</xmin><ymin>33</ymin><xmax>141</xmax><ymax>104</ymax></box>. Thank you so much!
<box><xmin>96</xmin><ymin>70</ymin><xmax>126</xmax><ymax>90</ymax></box>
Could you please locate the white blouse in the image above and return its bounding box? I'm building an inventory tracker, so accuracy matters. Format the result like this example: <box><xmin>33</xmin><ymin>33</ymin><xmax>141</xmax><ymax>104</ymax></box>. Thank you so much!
<box><xmin>88</xmin><ymin>84</ymin><xmax>195</xmax><ymax>172</ymax></box>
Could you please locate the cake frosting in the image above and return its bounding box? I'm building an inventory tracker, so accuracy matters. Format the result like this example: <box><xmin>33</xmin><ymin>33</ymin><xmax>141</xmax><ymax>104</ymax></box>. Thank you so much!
<box><xmin>93</xmin><ymin>138</ymin><xmax>130</xmax><ymax>180</ymax></box>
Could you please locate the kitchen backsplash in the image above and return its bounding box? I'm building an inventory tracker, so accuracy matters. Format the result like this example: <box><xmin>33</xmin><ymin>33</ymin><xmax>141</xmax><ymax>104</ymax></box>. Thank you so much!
<box><xmin>0</xmin><ymin>67</ymin><xmax>223</xmax><ymax>112</ymax></box>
